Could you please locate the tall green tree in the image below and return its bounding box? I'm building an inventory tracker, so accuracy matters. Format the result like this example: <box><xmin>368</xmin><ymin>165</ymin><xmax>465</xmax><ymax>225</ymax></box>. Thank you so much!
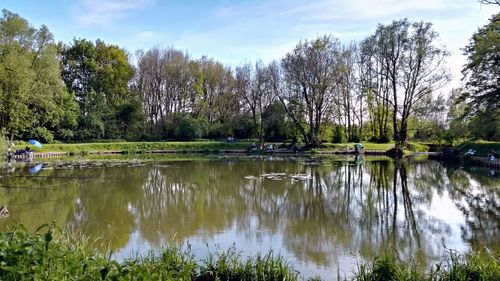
<box><xmin>359</xmin><ymin>34</ymin><xmax>391</xmax><ymax>142</ymax></box>
<box><xmin>461</xmin><ymin>12</ymin><xmax>500</xmax><ymax>119</ymax></box>
<box><xmin>0</xmin><ymin>10</ymin><xmax>77</xmax><ymax>142</ymax></box>
<box><xmin>281</xmin><ymin>35</ymin><xmax>342</xmax><ymax>147</ymax></box>
<box><xmin>60</xmin><ymin>39</ymin><xmax>134</xmax><ymax>140</ymax></box>
<box><xmin>364</xmin><ymin>20</ymin><xmax>449</xmax><ymax>149</ymax></box>
<box><xmin>445</xmin><ymin>89</ymin><xmax>470</xmax><ymax>142</ymax></box>
<box><xmin>262</xmin><ymin>101</ymin><xmax>289</xmax><ymax>142</ymax></box>
<box><xmin>235</xmin><ymin>61</ymin><xmax>273</xmax><ymax>141</ymax></box>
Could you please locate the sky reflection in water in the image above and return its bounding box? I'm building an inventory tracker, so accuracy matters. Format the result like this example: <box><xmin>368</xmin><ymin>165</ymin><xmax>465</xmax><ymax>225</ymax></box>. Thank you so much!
<box><xmin>0</xmin><ymin>157</ymin><xmax>498</xmax><ymax>279</ymax></box>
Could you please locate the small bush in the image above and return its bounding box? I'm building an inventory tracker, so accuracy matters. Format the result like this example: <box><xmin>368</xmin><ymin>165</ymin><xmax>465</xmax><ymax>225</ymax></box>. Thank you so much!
<box><xmin>332</xmin><ymin>126</ymin><xmax>347</xmax><ymax>143</ymax></box>
<box><xmin>369</xmin><ymin>133</ymin><xmax>391</xmax><ymax>143</ymax></box>
<box><xmin>173</xmin><ymin>116</ymin><xmax>208</xmax><ymax>141</ymax></box>
<box><xmin>32</xmin><ymin>127</ymin><xmax>54</xmax><ymax>143</ymax></box>
<box><xmin>350</xmin><ymin>135</ymin><xmax>361</xmax><ymax>143</ymax></box>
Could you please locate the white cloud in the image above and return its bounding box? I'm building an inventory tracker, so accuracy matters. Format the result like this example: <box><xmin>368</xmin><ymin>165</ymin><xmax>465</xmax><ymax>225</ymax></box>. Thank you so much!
<box><xmin>75</xmin><ymin>0</ymin><xmax>155</xmax><ymax>27</ymax></box>
<box><xmin>206</xmin><ymin>0</ymin><xmax>499</xmax><ymax>90</ymax></box>
<box><xmin>136</xmin><ymin>30</ymin><xmax>163</xmax><ymax>41</ymax></box>
<box><xmin>294</xmin><ymin>0</ymin><xmax>462</xmax><ymax>21</ymax></box>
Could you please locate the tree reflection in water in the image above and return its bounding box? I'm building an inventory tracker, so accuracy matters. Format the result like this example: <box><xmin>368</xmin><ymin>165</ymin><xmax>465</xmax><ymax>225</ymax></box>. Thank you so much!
<box><xmin>0</xmin><ymin>158</ymin><xmax>498</xmax><ymax>276</ymax></box>
<box><xmin>121</xmin><ymin>159</ymin><xmax>499</xmax><ymax>268</ymax></box>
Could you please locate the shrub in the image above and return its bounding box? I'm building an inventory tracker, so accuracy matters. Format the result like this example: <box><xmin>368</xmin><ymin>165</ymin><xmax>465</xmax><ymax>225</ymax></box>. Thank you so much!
<box><xmin>173</xmin><ymin>116</ymin><xmax>208</xmax><ymax>141</ymax></box>
<box><xmin>332</xmin><ymin>125</ymin><xmax>347</xmax><ymax>143</ymax></box>
<box><xmin>32</xmin><ymin>127</ymin><xmax>54</xmax><ymax>143</ymax></box>
<box><xmin>55</xmin><ymin>128</ymin><xmax>74</xmax><ymax>142</ymax></box>
<box><xmin>350</xmin><ymin>135</ymin><xmax>361</xmax><ymax>143</ymax></box>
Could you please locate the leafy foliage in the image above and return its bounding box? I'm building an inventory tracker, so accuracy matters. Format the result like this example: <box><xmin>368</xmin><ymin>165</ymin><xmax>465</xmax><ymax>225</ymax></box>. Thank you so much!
<box><xmin>0</xmin><ymin>130</ymin><xmax>7</xmax><ymax>158</ymax></box>
<box><xmin>0</xmin><ymin>9</ymin><xmax>497</xmax><ymax>145</ymax></box>
<box><xmin>0</xmin><ymin>10</ymin><xmax>78</xmax><ymax>141</ymax></box>
<box><xmin>60</xmin><ymin>38</ymin><xmax>135</xmax><ymax>141</ymax></box>
<box><xmin>361</xmin><ymin>19</ymin><xmax>449</xmax><ymax>148</ymax></box>
<box><xmin>262</xmin><ymin>101</ymin><xmax>289</xmax><ymax>142</ymax></box>
<box><xmin>462</xmin><ymin>12</ymin><xmax>500</xmax><ymax>119</ymax></box>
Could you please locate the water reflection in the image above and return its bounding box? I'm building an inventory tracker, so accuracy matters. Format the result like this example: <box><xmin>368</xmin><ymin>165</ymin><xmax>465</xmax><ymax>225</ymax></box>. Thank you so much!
<box><xmin>0</xmin><ymin>158</ymin><xmax>498</xmax><ymax>278</ymax></box>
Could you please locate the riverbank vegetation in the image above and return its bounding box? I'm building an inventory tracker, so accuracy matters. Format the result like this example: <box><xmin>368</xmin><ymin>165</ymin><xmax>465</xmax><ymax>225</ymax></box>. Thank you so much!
<box><xmin>0</xmin><ymin>7</ymin><xmax>498</xmax><ymax>152</ymax></box>
<box><xmin>354</xmin><ymin>251</ymin><xmax>500</xmax><ymax>281</ymax></box>
<box><xmin>22</xmin><ymin>141</ymin><xmax>252</xmax><ymax>154</ymax></box>
<box><xmin>16</xmin><ymin>141</ymin><xmax>397</xmax><ymax>154</ymax></box>
<box><xmin>0</xmin><ymin>225</ymin><xmax>498</xmax><ymax>280</ymax></box>
<box><xmin>455</xmin><ymin>140</ymin><xmax>500</xmax><ymax>157</ymax></box>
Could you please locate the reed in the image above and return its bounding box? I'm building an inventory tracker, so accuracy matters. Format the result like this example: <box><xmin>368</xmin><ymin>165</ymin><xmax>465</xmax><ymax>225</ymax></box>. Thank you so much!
<box><xmin>0</xmin><ymin>225</ymin><xmax>498</xmax><ymax>280</ymax></box>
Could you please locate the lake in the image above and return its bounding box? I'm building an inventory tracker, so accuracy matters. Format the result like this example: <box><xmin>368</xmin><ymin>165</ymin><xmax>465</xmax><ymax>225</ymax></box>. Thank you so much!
<box><xmin>0</xmin><ymin>156</ymin><xmax>498</xmax><ymax>279</ymax></box>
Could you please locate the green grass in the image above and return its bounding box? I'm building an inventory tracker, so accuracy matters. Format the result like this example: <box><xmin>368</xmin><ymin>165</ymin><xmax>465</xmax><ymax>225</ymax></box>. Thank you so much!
<box><xmin>0</xmin><ymin>225</ymin><xmax>498</xmax><ymax>281</ymax></box>
<box><xmin>14</xmin><ymin>141</ymin><xmax>254</xmax><ymax>154</ymax></box>
<box><xmin>354</xmin><ymin>253</ymin><xmax>425</xmax><ymax>281</ymax></box>
<box><xmin>354</xmin><ymin>250</ymin><xmax>500</xmax><ymax>281</ymax></box>
<box><xmin>10</xmin><ymin>139</ymin><xmax>500</xmax><ymax>158</ymax></box>
<box><xmin>0</xmin><ymin>224</ymin><xmax>300</xmax><ymax>281</ymax></box>
<box><xmin>16</xmin><ymin>140</ymin><xmax>395</xmax><ymax>155</ymax></box>
<box><xmin>455</xmin><ymin>140</ymin><xmax>500</xmax><ymax>157</ymax></box>
<box><xmin>319</xmin><ymin>142</ymin><xmax>394</xmax><ymax>151</ymax></box>
<box><xmin>407</xmin><ymin>142</ymin><xmax>430</xmax><ymax>153</ymax></box>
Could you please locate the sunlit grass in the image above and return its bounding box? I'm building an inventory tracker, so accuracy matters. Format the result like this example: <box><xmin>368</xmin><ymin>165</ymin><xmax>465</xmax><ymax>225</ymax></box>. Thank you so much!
<box><xmin>15</xmin><ymin>140</ymin><xmax>398</xmax><ymax>155</ymax></box>
<box><xmin>0</xmin><ymin>225</ymin><xmax>498</xmax><ymax>280</ymax></box>
<box><xmin>0</xmin><ymin>224</ymin><xmax>300</xmax><ymax>281</ymax></box>
<box><xmin>14</xmin><ymin>141</ymin><xmax>253</xmax><ymax>154</ymax></box>
<box><xmin>354</xmin><ymin>250</ymin><xmax>500</xmax><ymax>281</ymax></box>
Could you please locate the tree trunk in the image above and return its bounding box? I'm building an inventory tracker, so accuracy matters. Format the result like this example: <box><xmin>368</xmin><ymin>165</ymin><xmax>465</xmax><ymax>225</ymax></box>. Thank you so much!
<box><xmin>251</xmin><ymin>109</ymin><xmax>257</xmax><ymax>139</ymax></box>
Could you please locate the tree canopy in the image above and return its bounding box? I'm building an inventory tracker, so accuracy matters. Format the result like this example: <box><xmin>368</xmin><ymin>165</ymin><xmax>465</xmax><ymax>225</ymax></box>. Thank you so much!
<box><xmin>1</xmin><ymin>9</ymin><xmax>499</xmax><ymax>144</ymax></box>
<box><xmin>60</xmin><ymin>38</ymin><xmax>136</xmax><ymax>140</ymax></box>
<box><xmin>461</xmin><ymin>12</ymin><xmax>500</xmax><ymax>119</ymax></box>
<box><xmin>0</xmin><ymin>10</ymin><xmax>77</xmax><ymax>142</ymax></box>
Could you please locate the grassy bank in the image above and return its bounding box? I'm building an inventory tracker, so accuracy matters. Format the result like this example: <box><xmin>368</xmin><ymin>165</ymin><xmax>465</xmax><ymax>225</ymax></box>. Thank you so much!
<box><xmin>319</xmin><ymin>142</ymin><xmax>394</xmax><ymax>151</ymax></box>
<box><xmin>9</xmin><ymin>140</ymin><xmax>446</xmax><ymax>157</ymax></box>
<box><xmin>455</xmin><ymin>140</ymin><xmax>500</xmax><ymax>157</ymax></box>
<box><xmin>354</xmin><ymin>251</ymin><xmax>500</xmax><ymax>281</ymax></box>
<box><xmin>19</xmin><ymin>141</ymin><xmax>253</xmax><ymax>154</ymax></box>
<box><xmin>17</xmin><ymin>141</ymin><xmax>398</xmax><ymax>155</ymax></box>
<box><xmin>319</xmin><ymin>142</ymin><xmax>430</xmax><ymax>153</ymax></box>
<box><xmin>0</xmin><ymin>225</ymin><xmax>498</xmax><ymax>281</ymax></box>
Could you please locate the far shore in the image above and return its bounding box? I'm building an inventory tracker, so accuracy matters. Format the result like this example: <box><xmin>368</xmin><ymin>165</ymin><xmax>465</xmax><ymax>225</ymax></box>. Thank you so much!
<box><xmin>5</xmin><ymin>140</ymin><xmax>500</xmax><ymax>166</ymax></box>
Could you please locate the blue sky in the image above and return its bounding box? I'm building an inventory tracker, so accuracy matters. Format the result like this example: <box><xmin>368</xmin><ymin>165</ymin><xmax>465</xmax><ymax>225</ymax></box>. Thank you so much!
<box><xmin>3</xmin><ymin>0</ymin><xmax>499</xmax><ymax>91</ymax></box>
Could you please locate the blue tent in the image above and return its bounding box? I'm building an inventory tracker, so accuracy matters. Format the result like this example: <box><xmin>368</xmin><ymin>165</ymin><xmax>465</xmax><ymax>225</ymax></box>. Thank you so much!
<box><xmin>28</xmin><ymin>139</ymin><xmax>42</xmax><ymax>148</ymax></box>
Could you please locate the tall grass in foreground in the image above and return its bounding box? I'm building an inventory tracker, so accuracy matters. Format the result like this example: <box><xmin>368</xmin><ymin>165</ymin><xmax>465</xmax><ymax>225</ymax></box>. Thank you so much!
<box><xmin>354</xmin><ymin>251</ymin><xmax>500</xmax><ymax>281</ymax></box>
<box><xmin>0</xmin><ymin>224</ymin><xmax>299</xmax><ymax>281</ymax></box>
<box><xmin>0</xmin><ymin>225</ymin><xmax>498</xmax><ymax>280</ymax></box>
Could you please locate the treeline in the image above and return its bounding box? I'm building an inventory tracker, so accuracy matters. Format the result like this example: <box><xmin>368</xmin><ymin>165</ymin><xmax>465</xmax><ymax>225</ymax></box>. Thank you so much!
<box><xmin>129</xmin><ymin>22</ymin><xmax>451</xmax><ymax>147</ymax></box>
<box><xmin>0</xmin><ymin>9</ymin><xmax>498</xmax><ymax>146</ymax></box>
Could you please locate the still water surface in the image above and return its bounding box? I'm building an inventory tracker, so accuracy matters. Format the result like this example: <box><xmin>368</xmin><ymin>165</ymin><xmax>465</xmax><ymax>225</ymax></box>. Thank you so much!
<box><xmin>0</xmin><ymin>156</ymin><xmax>499</xmax><ymax>279</ymax></box>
